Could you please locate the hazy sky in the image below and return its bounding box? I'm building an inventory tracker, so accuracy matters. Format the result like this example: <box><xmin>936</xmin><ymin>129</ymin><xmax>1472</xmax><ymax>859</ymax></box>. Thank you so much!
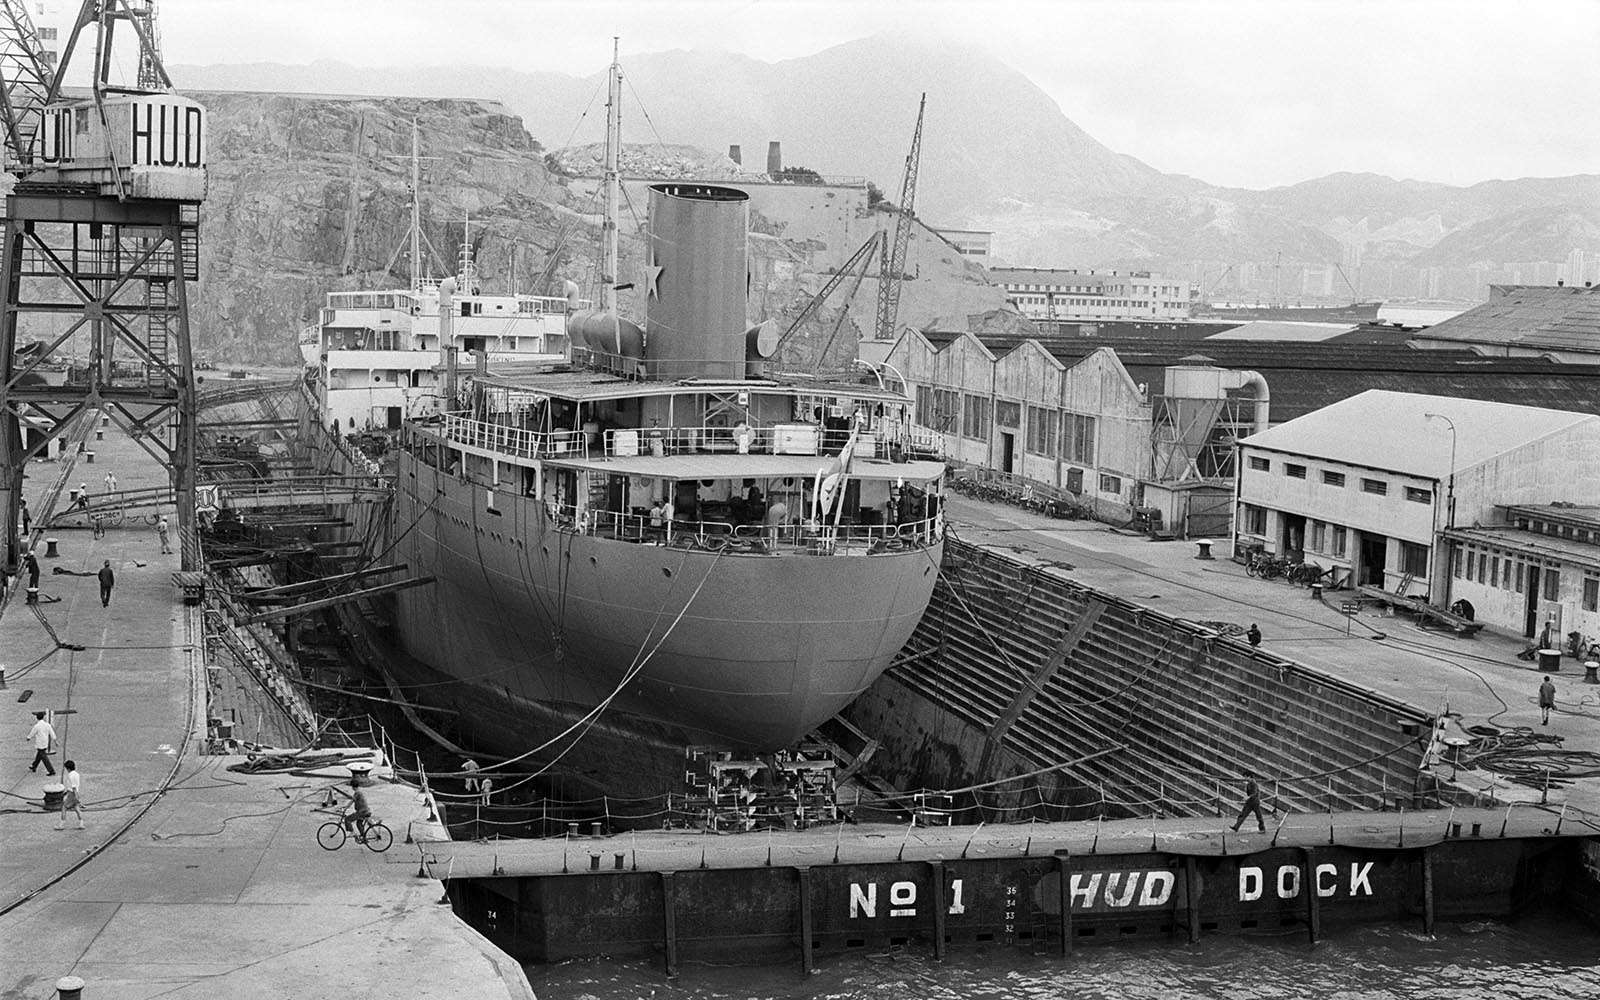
<box><xmin>159</xmin><ymin>0</ymin><xmax>1599</xmax><ymax>189</ymax></box>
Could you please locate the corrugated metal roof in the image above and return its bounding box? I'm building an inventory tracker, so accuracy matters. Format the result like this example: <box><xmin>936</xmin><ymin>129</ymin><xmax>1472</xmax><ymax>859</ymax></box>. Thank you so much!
<box><xmin>1414</xmin><ymin>285</ymin><xmax>1600</xmax><ymax>352</ymax></box>
<box><xmin>1240</xmin><ymin>389</ymin><xmax>1598</xmax><ymax>477</ymax></box>
<box><xmin>1443</xmin><ymin>526</ymin><xmax>1600</xmax><ymax>571</ymax></box>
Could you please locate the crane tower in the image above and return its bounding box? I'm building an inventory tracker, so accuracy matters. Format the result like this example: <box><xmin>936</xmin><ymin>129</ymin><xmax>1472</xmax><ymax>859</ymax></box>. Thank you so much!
<box><xmin>871</xmin><ymin>93</ymin><xmax>926</xmax><ymax>353</ymax></box>
<box><xmin>0</xmin><ymin>0</ymin><xmax>204</xmax><ymax>573</ymax></box>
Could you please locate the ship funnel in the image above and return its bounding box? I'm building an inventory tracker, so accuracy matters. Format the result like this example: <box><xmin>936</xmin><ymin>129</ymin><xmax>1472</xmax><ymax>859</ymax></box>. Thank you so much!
<box><xmin>766</xmin><ymin>141</ymin><xmax>782</xmax><ymax>175</ymax></box>
<box><xmin>646</xmin><ymin>183</ymin><xmax>751</xmax><ymax>379</ymax></box>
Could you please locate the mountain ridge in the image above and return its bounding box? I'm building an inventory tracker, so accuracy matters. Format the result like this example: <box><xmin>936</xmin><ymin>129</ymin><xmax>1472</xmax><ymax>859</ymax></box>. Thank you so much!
<box><xmin>171</xmin><ymin>34</ymin><xmax>1600</xmax><ymax>283</ymax></box>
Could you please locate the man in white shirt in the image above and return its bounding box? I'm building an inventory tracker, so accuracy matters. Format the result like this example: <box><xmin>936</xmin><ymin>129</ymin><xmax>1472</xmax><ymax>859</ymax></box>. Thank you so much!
<box><xmin>56</xmin><ymin>759</ymin><xmax>84</xmax><ymax>830</ymax></box>
<box><xmin>25</xmin><ymin>711</ymin><xmax>56</xmax><ymax>776</ymax></box>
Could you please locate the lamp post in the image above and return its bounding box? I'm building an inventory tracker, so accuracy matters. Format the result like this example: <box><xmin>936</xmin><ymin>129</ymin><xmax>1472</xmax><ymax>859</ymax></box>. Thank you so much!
<box><xmin>1424</xmin><ymin>413</ymin><xmax>1456</xmax><ymax>528</ymax></box>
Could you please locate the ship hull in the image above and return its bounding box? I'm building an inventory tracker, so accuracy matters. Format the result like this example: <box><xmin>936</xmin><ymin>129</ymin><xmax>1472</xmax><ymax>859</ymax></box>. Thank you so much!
<box><xmin>384</xmin><ymin>453</ymin><xmax>939</xmax><ymax>780</ymax></box>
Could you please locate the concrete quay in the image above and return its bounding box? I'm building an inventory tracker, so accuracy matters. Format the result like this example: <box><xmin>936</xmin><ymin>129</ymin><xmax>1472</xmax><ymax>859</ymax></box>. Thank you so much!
<box><xmin>0</xmin><ymin>417</ymin><xmax>532</xmax><ymax>1000</ymax></box>
<box><xmin>944</xmin><ymin>496</ymin><xmax>1600</xmax><ymax>818</ymax></box>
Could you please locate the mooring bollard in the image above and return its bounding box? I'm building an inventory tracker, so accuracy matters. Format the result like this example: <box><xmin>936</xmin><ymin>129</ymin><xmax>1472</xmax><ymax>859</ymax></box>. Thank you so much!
<box><xmin>614</xmin><ymin>852</ymin><xmax>625</xmax><ymax>870</ymax></box>
<box><xmin>45</xmin><ymin>537</ymin><xmax>59</xmax><ymax>558</ymax></box>
<box><xmin>56</xmin><ymin>976</ymin><xmax>85</xmax><ymax>1000</ymax></box>
<box><xmin>589</xmin><ymin>852</ymin><xmax>600</xmax><ymax>872</ymax></box>
<box><xmin>85</xmin><ymin>451</ymin><xmax>94</xmax><ymax>464</ymax></box>
<box><xmin>1585</xmin><ymin>661</ymin><xmax>1599</xmax><ymax>685</ymax></box>
<box><xmin>1194</xmin><ymin>539</ymin><xmax>1213</xmax><ymax>560</ymax></box>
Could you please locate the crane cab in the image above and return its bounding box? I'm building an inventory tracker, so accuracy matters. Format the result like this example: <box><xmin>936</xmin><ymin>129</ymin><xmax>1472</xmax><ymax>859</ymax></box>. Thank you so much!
<box><xmin>31</xmin><ymin>92</ymin><xmax>206</xmax><ymax>201</ymax></box>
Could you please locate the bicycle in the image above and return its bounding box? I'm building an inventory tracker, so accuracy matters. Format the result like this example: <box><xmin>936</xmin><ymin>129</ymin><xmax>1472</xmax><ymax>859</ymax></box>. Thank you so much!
<box><xmin>316</xmin><ymin>810</ymin><xmax>393</xmax><ymax>852</ymax></box>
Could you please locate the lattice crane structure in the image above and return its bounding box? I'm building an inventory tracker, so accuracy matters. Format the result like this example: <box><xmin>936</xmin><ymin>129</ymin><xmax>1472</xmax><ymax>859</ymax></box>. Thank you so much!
<box><xmin>872</xmin><ymin>93</ymin><xmax>925</xmax><ymax>346</ymax></box>
<box><xmin>0</xmin><ymin>0</ymin><xmax>205</xmax><ymax>573</ymax></box>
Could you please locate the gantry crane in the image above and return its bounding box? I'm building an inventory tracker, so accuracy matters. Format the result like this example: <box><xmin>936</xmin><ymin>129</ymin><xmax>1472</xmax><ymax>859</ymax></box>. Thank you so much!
<box><xmin>872</xmin><ymin>93</ymin><xmax>925</xmax><ymax>346</ymax></box>
<box><xmin>0</xmin><ymin>0</ymin><xmax>205</xmax><ymax>573</ymax></box>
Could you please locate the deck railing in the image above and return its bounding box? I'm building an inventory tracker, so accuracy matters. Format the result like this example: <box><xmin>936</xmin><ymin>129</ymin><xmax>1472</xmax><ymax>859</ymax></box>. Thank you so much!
<box><xmin>545</xmin><ymin>501</ymin><xmax>942</xmax><ymax>555</ymax></box>
<box><xmin>443</xmin><ymin>413</ymin><xmax>909</xmax><ymax>463</ymax></box>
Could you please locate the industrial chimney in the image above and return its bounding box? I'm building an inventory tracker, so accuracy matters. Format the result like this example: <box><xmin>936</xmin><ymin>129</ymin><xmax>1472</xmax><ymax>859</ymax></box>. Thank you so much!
<box><xmin>766</xmin><ymin>141</ymin><xmax>782</xmax><ymax>176</ymax></box>
<box><xmin>728</xmin><ymin>144</ymin><xmax>742</xmax><ymax>165</ymax></box>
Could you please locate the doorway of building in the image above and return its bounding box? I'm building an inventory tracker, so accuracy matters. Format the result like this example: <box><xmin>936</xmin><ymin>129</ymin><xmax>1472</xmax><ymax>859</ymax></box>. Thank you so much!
<box><xmin>1357</xmin><ymin>532</ymin><xmax>1387</xmax><ymax>587</ymax></box>
<box><xmin>386</xmin><ymin>406</ymin><xmax>402</xmax><ymax>430</ymax></box>
<box><xmin>1525</xmin><ymin>565</ymin><xmax>1543</xmax><ymax>639</ymax></box>
<box><xmin>999</xmin><ymin>432</ymin><xmax>1016</xmax><ymax>475</ymax></box>
<box><xmin>1280</xmin><ymin>512</ymin><xmax>1306</xmax><ymax>559</ymax></box>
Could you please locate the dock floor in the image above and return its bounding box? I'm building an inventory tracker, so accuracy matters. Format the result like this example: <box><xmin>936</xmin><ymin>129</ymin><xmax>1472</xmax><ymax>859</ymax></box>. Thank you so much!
<box><xmin>944</xmin><ymin>496</ymin><xmax>1600</xmax><ymax>816</ymax></box>
<box><xmin>0</xmin><ymin>416</ymin><xmax>532</xmax><ymax>1000</ymax></box>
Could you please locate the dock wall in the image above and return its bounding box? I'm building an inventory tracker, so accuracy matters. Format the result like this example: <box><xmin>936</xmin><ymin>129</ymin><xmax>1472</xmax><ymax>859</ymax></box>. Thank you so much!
<box><xmin>845</xmin><ymin>540</ymin><xmax>1435</xmax><ymax>818</ymax></box>
<box><xmin>451</xmin><ymin>836</ymin><xmax>1577</xmax><ymax>969</ymax></box>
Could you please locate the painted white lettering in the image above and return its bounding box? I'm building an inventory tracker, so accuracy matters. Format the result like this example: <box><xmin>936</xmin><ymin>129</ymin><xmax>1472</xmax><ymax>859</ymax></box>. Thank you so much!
<box><xmin>1316</xmin><ymin>863</ymin><xmax>1338</xmax><ymax>898</ymax></box>
<box><xmin>1349</xmin><ymin>862</ymin><xmax>1374</xmax><ymax>897</ymax></box>
<box><xmin>1069</xmin><ymin>873</ymin><xmax>1102</xmax><ymax>909</ymax></box>
<box><xmin>947</xmin><ymin>878</ymin><xmax>966</xmax><ymax>915</ymax></box>
<box><xmin>1239</xmin><ymin>866</ymin><xmax>1263</xmax><ymax>902</ymax></box>
<box><xmin>849</xmin><ymin>883</ymin><xmax>876</xmax><ymax>919</ymax></box>
<box><xmin>889</xmin><ymin>880</ymin><xmax>917</xmax><ymax>917</ymax></box>
<box><xmin>1277</xmin><ymin>865</ymin><xmax>1301</xmax><ymax>899</ymax></box>
<box><xmin>1104</xmin><ymin>872</ymin><xmax>1140</xmax><ymax>908</ymax></box>
<box><xmin>1139</xmin><ymin>871</ymin><xmax>1175</xmax><ymax>907</ymax></box>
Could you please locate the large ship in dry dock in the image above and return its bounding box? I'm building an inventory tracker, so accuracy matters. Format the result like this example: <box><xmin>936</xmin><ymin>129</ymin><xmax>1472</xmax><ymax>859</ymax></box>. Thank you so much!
<box><xmin>380</xmin><ymin>181</ymin><xmax>944</xmax><ymax>784</ymax></box>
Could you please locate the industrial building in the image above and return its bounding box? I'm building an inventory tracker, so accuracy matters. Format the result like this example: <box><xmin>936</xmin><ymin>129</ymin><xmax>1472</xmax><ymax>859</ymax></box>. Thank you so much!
<box><xmin>1408</xmin><ymin>284</ymin><xmax>1600</xmax><ymax>362</ymax></box>
<box><xmin>987</xmin><ymin>267</ymin><xmax>1193</xmax><ymax>322</ymax></box>
<box><xmin>890</xmin><ymin>329</ymin><xmax>1264</xmax><ymax>530</ymax></box>
<box><xmin>1233</xmin><ymin>391</ymin><xmax>1600</xmax><ymax>623</ymax></box>
<box><xmin>1444</xmin><ymin>504</ymin><xmax>1600</xmax><ymax>642</ymax></box>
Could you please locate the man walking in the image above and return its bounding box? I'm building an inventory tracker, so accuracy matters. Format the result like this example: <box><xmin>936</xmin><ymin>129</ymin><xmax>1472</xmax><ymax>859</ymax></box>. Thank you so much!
<box><xmin>25</xmin><ymin>711</ymin><xmax>57</xmax><ymax>775</ymax></box>
<box><xmin>1539</xmin><ymin>676</ymin><xmax>1557</xmax><ymax>725</ymax></box>
<box><xmin>55</xmin><ymin>760</ymin><xmax>84</xmax><ymax>830</ymax></box>
<box><xmin>1231</xmin><ymin>774</ymin><xmax>1267</xmax><ymax>833</ymax></box>
<box><xmin>97</xmin><ymin>559</ymin><xmax>115</xmax><ymax>607</ymax></box>
<box><xmin>157</xmin><ymin>515</ymin><xmax>172</xmax><ymax>554</ymax></box>
<box><xmin>23</xmin><ymin>550</ymin><xmax>40</xmax><ymax>592</ymax></box>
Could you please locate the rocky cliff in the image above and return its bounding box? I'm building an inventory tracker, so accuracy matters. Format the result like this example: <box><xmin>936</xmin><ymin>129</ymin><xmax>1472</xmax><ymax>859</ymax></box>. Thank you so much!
<box><xmin>189</xmin><ymin>92</ymin><xmax>1010</xmax><ymax>364</ymax></box>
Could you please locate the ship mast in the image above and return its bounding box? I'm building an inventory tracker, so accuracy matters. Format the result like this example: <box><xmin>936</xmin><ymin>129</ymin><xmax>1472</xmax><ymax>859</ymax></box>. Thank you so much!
<box><xmin>410</xmin><ymin>119</ymin><xmax>423</xmax><ymax>292</ymax></box>
<box><xmin>601</xmin><ymin>37</ymin><xmax>622</xmax><ymax>316</ymax></box>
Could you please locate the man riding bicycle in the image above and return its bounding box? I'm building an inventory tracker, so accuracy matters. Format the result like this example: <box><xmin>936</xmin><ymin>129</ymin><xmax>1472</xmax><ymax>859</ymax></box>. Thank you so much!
<box><xmin>336</xmin><ymin>776</ymin><xmax>375</xmax><ymax>842</ymax></box>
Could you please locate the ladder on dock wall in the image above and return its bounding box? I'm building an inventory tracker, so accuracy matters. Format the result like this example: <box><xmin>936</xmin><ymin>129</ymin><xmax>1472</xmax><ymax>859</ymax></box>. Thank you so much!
<box><xmin>204</xmin><ymin>590</ymin><xmax>319</xmax><ymax>741</ymax></box>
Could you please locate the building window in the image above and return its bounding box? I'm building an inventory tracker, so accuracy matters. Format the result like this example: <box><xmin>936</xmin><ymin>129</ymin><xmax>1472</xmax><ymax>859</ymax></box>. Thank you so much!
<box><xmin>1025</xmin><ymin>405</ymin><xmax>1057</xmax><ymax>456</ymax></box>
<box><xmin>1544</xmin><ymin>569</ymin><xmax>1559</xmax><ymax>602</ymax></box>
<box><xmin>1478</xmin><ymin>553</ymin><xmax>1487</xmax><ymax>582</ymax></box>
<box><xmin>1400</xmin><ymin>541</ymin><xmax>1429</xmax><ymax>578</ymax></box>
<box><xmin>1513</xmin><ymin>561</ymin><xmax>1524</xmax><ymax>593</ymax></box>
<box><xmin>1584</xmin><ymin>575</ymin><xmax>1599</xmax><ymax>613</ymax></box>
<box><xmin>1322</xmin><ymin>471</ymin><xmax>1345</xmax><ymax>487</ymax></box>
<box><xmin>1503</xmin><ymin>559</ymin><xmax>1515</xmax><ymax>591</ymax></box>
<box><xmin>1099</xmin><ymin>473</ymin><xmax>1122</xmax><ymax>496</ymax></box>
<box><xmin>1404</xmin><ymin>486</ymin><xmax>1432</xmax><ymax>503</ymax></box>
<box><xmin>1248</xmin><ymin>456</ymin><xmax>1270</xmax><ymax>472</ymax></box>
<box><xmin>1331</xmin><ymin>526</ymin><xmax>1347</xmax><ymax>558</ymax></box>
<box><xmin>915</xmin><ymin>385</ymin><xmax>931</xmax><ymax>427</ymax></box>
<box><xmin>1490</xmin><ymin>556</ymin><xmax>1499</xmax><ymax>588</ymax></box>
<box><xmin>1062</xmin><ymin>412</ymin><xmax>1096</xmax><ymax>465</ymax></box>
<box><xmin>1361</xmin><ymin>478</ymin><xmax>1388</xmax><ymax>496</ymax></box>
<box><xmin>1285</xmin><ymin>463</ymin><xmax>1307</xmax><ymax>479</ymax></box>
<box><xmin>962</xmin><ymin>394</ymin><xmax>990</xmax><ymax>441</ymax></box>
<box><xmin>1452</xmin><ymin>547</ymin><xmax>1463</xmax><ymax>579</ymax></box>
<box><xmin>1241</xmin><ymin>504</ymin><xmax>1266</xmax><ymax>535</ymax></box>
<box><xmin>995</xmin><ymin>400</ymin><xmax>1021</xmax><ymax>429</ymax></box>
<box><xmin>1310</xmin><ymin>521</ymin><xmax>1326</xmax><ymax>552</ymax></box>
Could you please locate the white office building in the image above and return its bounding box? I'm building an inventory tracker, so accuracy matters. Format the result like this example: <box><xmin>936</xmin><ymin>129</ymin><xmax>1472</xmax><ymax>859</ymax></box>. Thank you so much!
<box><xmin>1233</xmin><ymin>391</ymin><xmax>1600</xmax><ymax>618</ymax></box>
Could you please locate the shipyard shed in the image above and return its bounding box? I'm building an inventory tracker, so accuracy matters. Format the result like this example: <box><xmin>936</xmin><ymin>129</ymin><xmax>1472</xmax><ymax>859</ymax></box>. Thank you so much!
<box><xmin>1234</xmin><ymin>390</ymin><xmax>1600</xmax><ymax>609</ymax></box>
<box><xmin>1409</xmin><ymin>284</ymin><xmax>1600</xmax><ymax>362</ymax></box>
<box><xmin>891</xmin><ymin>329</ymin><xmax>1153</xmax><ymax>517</ymax></box>
<box><xmin>1442</xmin><ymin>503</ymin><xmax>1600</xmax><ymax>641</ymax></box>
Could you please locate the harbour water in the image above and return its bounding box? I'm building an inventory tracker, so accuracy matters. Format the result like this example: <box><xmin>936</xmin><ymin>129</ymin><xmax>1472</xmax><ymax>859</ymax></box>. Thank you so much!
<box><xmin>528</xmin><ymin>914</ymin><xmax>1600</xmax><ymax>998</ymax></box>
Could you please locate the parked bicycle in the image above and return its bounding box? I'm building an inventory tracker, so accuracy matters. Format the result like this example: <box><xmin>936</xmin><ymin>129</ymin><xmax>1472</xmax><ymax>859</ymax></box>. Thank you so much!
<box><xmin>316</xmin><ymin>809</ymin><xmax>393</xmax><ymax>853</ymax></box>
<box><xmin>1244</xmin><ymin>551</ymin><xmax>1285</xmax><ymax>579</ymax></box>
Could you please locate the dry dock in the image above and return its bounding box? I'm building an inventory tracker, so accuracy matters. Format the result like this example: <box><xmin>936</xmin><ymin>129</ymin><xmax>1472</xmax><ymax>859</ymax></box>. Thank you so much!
<box><xmin>0</xmin><ymin>416</ymin><xmax>532</xmax><ymax>1000</ymax></box>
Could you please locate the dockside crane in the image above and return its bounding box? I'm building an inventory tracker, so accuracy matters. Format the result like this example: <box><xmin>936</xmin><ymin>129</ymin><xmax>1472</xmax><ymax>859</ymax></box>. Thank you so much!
<box><xmin>772</xmin><ymin>231</ymin><xmax>883</xmax><ymax>371</ymax></box>
<box><xmin>0</xmin><ymin>0</ymin><xmax>206</xmax><ymax>572</ymax></box>
<box><xmin>872</xmin><ymin>93</ymin><xmax>925</xmax><ymax>348</ymax></box>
